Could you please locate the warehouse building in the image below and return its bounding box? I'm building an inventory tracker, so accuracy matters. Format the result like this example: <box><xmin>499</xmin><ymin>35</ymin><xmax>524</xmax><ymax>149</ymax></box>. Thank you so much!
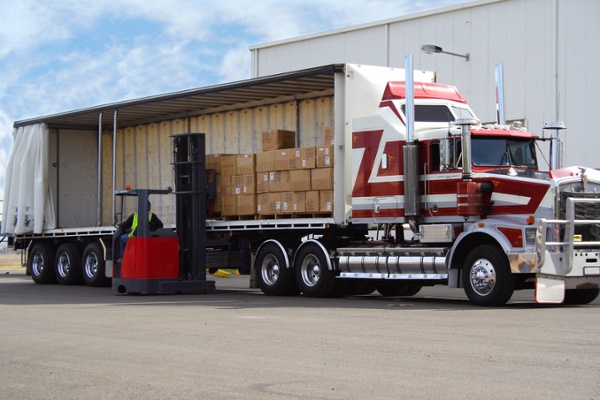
<box><xmin>250</xmin><ymin>0</ymin><xmax>599</xmax><ymax>169</ymax></box>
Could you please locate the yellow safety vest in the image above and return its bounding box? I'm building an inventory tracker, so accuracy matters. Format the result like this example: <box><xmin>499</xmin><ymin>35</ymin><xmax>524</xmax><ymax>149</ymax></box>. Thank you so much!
<box><xmin>128</xmin><ymin>212</ymin><xmax>154</xmax><ymax>238</ymax></box>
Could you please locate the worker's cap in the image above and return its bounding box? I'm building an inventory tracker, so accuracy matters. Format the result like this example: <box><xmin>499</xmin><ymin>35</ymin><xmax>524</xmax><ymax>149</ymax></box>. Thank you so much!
<box><xmin>148</xmin><ymin>200</ymin><xmax>152</xmax><ymax>206</ymax></box>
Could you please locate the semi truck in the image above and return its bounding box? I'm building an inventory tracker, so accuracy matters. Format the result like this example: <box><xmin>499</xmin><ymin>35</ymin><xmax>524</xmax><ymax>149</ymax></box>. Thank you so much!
<box><xmin>4</xmin><ymin>58</ymin><xmax>600</xmax><ymax>306</ymax></box>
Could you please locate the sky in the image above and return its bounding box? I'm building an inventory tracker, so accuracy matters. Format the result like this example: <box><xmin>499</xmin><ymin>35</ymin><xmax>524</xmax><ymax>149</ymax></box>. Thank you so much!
<box><xmin>0</xmin><ymin>0</ymin><xmax>466</xmax><ymax>199</ymax></box>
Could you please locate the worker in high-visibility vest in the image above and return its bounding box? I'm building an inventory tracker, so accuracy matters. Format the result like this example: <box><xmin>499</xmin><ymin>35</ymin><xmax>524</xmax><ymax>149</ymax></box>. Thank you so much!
<box><xmin>116</xmin><ymin>200</ymin><xmax>164</xmax><ymax>263</ymax></box>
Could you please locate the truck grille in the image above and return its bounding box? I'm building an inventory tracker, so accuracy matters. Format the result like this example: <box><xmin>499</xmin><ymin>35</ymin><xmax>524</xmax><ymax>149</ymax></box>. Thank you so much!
<box><xmin>560</xmin><ymin>191</ymin><xmax>600</xmax><ymax>242</ymax></box>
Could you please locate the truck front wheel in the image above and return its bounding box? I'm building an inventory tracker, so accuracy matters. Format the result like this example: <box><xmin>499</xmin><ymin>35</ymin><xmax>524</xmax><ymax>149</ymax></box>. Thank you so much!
<box><xmin>255</xmin><ymin>242</ymin><xmax>298</xmax><ymax>296</ymax></box>
<box><xmin>462</xmin><ymin>245</ymin><xmax>514</xmax><ymax>306</ymax></box>
<box><xmin>55</xmin><ymin>244</ymin><xmax>83</xmax><ymax>285</ymax></box>
<box><xmin>29</xmin><ymin>243</ymin><xmax>56</xmax><ymax>284</ymax></box>
<box><xmin>82</xmin><ymin>242</ymin><xmax>110</xmax><ymax>287</ymax></box>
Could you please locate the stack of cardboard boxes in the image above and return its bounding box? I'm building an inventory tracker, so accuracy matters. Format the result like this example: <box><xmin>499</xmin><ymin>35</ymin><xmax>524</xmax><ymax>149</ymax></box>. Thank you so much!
<box><xmin>210</xmin><ymin>128</ymin><xmax>334</xmax><ymax>218</ymax></box>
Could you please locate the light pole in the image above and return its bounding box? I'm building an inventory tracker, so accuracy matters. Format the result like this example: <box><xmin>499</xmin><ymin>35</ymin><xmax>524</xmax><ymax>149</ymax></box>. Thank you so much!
<box><xmin>421</xmin><ymin>44</ymin><xmax>470</xmax><ymax>61</ymax></box>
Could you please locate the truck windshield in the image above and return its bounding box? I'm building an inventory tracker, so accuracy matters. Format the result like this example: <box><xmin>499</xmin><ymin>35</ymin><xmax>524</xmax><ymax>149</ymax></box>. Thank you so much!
<box><xmin>401</xmin><ymin>105</ymin><xmax>474</xmax><ymax>123</ymax></box>
<box><xmin>472</xmin><ymin>137</ymin><xmax>537</xmax><ymax>168</ymax></box>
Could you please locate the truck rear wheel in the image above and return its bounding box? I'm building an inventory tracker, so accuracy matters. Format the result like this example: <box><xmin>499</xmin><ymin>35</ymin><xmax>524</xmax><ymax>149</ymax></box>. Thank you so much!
<box><xmin>29</xmin><ymin>243</ymin><xmax>56</xmax><ymax>284</ymax></box>
<box><xmin>82</xmin><ymin>242</ymin><xmax>110</xmax><ymax>287</ymax></box>
<box><xmin>294</xmin><ymin>242</ymin><xmax>336</xmax><ymax>297</ymax></box>
<box><xmin>563</xmin><ymin>288</ymin><xmax>600</xmax><ymax>305</ymax></box>
<box><xmin>462</xmin><ymin>244</ymin><xmax>514</xmax><ymax>306</ymax></box>
<box><xmin>255</xmin><ymin>242</ymin><xmax>298</xmax><ymax>296</ymax></box>
<box><xmin>55</xmin><ymin>244</ymin><xmax>83</xmax><ymax>285</ymax></box>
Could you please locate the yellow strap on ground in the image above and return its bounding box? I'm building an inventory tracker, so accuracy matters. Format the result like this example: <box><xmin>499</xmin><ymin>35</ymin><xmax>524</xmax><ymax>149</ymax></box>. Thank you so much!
<box><xmin>213</xmin><ymin>269</ymin><xmax>231</xmax><ymax>278</ymax></box>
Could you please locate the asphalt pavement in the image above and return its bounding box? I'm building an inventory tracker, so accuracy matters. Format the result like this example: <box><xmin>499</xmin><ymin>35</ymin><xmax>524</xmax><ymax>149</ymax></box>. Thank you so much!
<box><xmin>1</xmin><ymin>269</ymin><xmax>599</xmax><ymax>400</ymax></box>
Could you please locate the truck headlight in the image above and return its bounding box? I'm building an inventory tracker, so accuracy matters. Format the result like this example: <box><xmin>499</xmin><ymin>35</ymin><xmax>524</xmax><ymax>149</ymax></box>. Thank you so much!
<box><xmin>525</xmin><ymin>228</ymin><xmax>537</xmax><ymax>244</ymax></box>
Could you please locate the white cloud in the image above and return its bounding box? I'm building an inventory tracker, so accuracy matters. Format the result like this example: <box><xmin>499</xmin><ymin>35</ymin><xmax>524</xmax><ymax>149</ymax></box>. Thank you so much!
<box><xmin>0</xmin><ymin>0</ymin><xmax>464</xmax><ymax>199</ymax></box>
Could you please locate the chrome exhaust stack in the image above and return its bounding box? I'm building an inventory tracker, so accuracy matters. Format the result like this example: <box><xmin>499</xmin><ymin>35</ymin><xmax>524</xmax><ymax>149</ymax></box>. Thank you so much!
<box><xmin>495</xmin><ymin>62</ymin><xmax>506</xmax><ymax>126</ymax></box>
<box><xmin>403</xmin><ymin>54</ymin><xmax>420</xmax><ymax>231</ymax></box>
<box><xmin>453</xmin><ymin>118</ymin><xmax>479</xmax><ymax>181</ymax></box>
<box><xmin>544</xmin><ymin>122</ymin><xmax>566</xmax><ymax>171</ymax></box>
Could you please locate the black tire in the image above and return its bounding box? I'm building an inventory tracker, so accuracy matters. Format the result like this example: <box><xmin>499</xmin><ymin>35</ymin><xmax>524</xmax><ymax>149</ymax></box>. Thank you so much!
<box><xmin>377</xmin><ymin>283</ymin><xmax>422</xmax><ymax>297</ymax></box>
<box><xmin>563</xmin><ymin>289</ymin><xmax>600</xmax><ymax>305</ymax></box>
<box><xmin>294</xmin><ymin>242</ymin><xmax>336</xmax><ymax>297</ymax></box>
<box><xmin>55</xmin><ymin>243</ymin><xmax>83</xmax><ymax>285</ymax></box>
<box><xmin>82</xmin><ymin>242</ymin><xmax>110</xmax><ymax>287</ymax></box>
<box><xmin>28</xmin><ymin>243</ymin><xmax>56</xmax><ymax>284</ymax></box>
<box><xmin>462</xmin><ymin>244</ymin><xmax>514</xmax><ymax>306</ymax></box>
<box><xmin>255</xmin><ymin>242</ymin><xmax>298</xmax><ymax>296</ymax></box>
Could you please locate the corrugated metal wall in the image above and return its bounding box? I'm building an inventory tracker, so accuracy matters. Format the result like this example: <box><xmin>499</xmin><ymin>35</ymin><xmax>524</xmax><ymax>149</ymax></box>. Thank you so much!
<box><xmin>251</xmin><ymin>0</ymin><xmax>600</xmax><ymax>170</ymax></box>
<box><xmin>99</xmin><ymin>97</ymin><xmax>334</xmax><ymax>226</ymax></box>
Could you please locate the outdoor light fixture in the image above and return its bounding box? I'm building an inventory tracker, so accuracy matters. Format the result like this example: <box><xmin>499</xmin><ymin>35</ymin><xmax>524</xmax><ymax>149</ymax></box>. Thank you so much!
<box><xmin>421</xmin><ymin>44</ymin><xmax>470</xmax><ymax>61</ymax></box>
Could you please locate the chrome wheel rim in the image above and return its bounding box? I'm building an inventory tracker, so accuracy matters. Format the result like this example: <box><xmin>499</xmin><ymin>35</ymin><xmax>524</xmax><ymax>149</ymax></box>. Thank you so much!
<box><xmin>300</xmin><ymin>255</ymin><xmax>321</xmax><ymax>287</ymax></box>
<box><xmin>31</xmin><ymin>253</ymin><xmax>45</xmax><ymax>277</ymax></box>
<box><xmin>84</xmin><ymin>253</ymin><xmax>99</xmax><ymax>278</ymax></box>
<box><xmin>469</xmin><ymin>258</ymin><xmax>496</xmax><ymax>296</ymax></box>
<box><xmin>57</xmin><ymin>253</ymin><xmax>71</xmax><ymax>278</ymax></box>
<box><xmin>261</xmin><ymin>254</ymin><xmax>280</xmax><ymax>286</ymax></box>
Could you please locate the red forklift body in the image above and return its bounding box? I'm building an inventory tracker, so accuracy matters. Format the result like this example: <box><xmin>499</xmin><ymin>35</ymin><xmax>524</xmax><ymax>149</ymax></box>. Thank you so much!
<box><xmin>121</xmin><ymin>237</ymin><xmax>179</xmax><ymax>279</ymax></box>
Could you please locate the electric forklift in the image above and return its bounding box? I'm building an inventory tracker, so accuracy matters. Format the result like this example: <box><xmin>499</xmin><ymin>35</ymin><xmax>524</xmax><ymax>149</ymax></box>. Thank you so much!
<box><xmin>112</xmin><ymin>133</ymin><xmax>216</xmax><ymax>294</ymax></box>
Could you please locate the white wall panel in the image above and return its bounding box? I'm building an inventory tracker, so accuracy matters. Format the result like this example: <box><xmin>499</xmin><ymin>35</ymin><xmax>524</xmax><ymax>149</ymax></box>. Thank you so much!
<box><xmin>251</xmin><ymin>0</ymin><xmax>600</xmax><ymax>168</ymax></box>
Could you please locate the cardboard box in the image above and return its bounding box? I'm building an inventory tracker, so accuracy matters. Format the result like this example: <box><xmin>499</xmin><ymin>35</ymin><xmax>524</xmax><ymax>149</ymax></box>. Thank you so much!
<box><xmin>316</xmin><ymin>145</ymin><xmax>334</xmax><ymax>168</ymax></box>
<box><xmin>305</xmin><ymin>191</ymin><xmax>320</xmax><ymax>212</ymax></box>
<box><xmin>256</xmin><ymin>194</ymin><xmax>270</xmax><ymax>215</ymax></box>
<box><xmin>268</xmin><ymin>171</ymin><xmax>280</xmax><ymax>192</ymax></box>
<box><xmin>257</xmin><ymin>193</ymin><xmax>282</xmax><ymax>215</ymax></box>
<box><xmin>324</xmin><ymin>126</ymin><xmax>335</xmax><ymax>145</ymax></box>
<box><xmin>293</xmin><ymin>192</ymin><xmax>306</xmax><ymax>213</ymax></box>
<box><xmin>220</xmin><ymin>155</ymin><xmax>237</xmax><ymax>176</ymax></box>
<box><xmin>290</xmin><ymin>147</ymin><xmax>316</xmax><ymax>170</ymax></box>
<box><xmin>221</xmin><ymin>195</ymin><xmax>237</xmax><ymax>216</ymax></box>
<box><xmin>281</xmin><ymin>192</ymin><xmax>293</xmax><ymax>214</ymax></box>
<box><xmin>273</xmin><ymin>149</ymin><xmax>293</xmax><ymax>171</ymax></box>
<box><xmin>291</xmin><ymin>169</ymin><xmax>311</xmax><ymax>192</ymax></box>
<box><xmin>311</xmin><ymin>168</ymin><xmax>333</xmax><ymax>190</ymax></box>
<box><xmin>262</xmin><ymin>129</ymin><xmax>296</xmax><ymax>151</ymax></box>
<box><xmin>237</xmin><ymin>195</ymin><xmax>256</xmax><ymax>216</ymax></box>
<box><xmin>268</xmin><ymin>171</ymin><xmax>292</xmax><ymax>192</ymax></box>
<box><xmin>236</xmin><ymin>154</ymin><xmax>255</xmax><ymax>175</ymax></box>
<box><xmin>232</xmin><ymin>174</ymin><xmax>255</xmax><ymax>195</ymax></box>
<box><xmin>270</xmin><ymin>192</ymin><xmax>282</xmax><ymax>214</ymax></box>
<box><xmin>206</xmin><ymin>154</ymin><xmax>222</xmax><ymax>172</ymax></box>
<box><xmin>279</xmin><ymin>171</ymin><xmax>292</xmax><ymax>192</ymax></box>
<box><xmin>320</xmin><ymin>190</ymin><xmax>333</xmax><ymax>212</ymax></box>
<box><xmin>256</xmin><ymin>150</ymin><xmax>274</xmax><ymax>173</ymax></box>
<box><xmin>218</xmin><ymin>175</ymin><xmax>231</xmax><ymax>196</ymax></box>
<box><xmin>282</xmin><ymin>192</ymin><xmax>305</xmax><ymax>214</ymax></box>
<box><xmin>256</xmin><ymin>172</ymin><xmax>270</xmax><ymax>193</ymax></box>
<box><xmin>231</xmin><ymin>175</ymin><xmax>244</xmax><ymax>195</ymax></box>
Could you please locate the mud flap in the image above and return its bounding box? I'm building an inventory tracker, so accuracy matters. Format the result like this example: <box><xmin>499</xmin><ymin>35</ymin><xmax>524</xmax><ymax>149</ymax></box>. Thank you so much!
<box><xmin>535</xmin><ymin>275</ymin><xmax>565</xmax><ymax>303</ymax></box>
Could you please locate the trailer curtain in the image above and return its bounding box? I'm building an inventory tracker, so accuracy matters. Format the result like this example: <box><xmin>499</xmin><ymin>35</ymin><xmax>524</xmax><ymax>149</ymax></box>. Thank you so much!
<box><xmin>2</xmin><ymin>123</ymin><xmax>56</xmax><ymax>234</ymax></box>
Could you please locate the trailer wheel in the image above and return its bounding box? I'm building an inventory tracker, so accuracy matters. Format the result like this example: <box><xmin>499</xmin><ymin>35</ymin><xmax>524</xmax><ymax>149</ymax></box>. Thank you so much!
<box><xmin>29</xmin><ymin>243</ymin><xmax>56</xmax><ymax>284</ymax></box>
<box><xmin>82</xmin><ymin>242</ymin><xmax>110</xmax><ymax>287</ymax></box>
<box><xmin>462</xmin><ymin>245</ymin><xmax>514</xmax><ymax>306</ymax></box>
<box><xmin>294</xmin><ymin>242</ymin><xmax>336</xmax><ymax>297</ymax></box>
<box><xmin>55</xmin><ymin>244</ymin><xmax>83</xmax><ymax>285</ymax></box>
<box><xmin>563</xmin><ymin>288</ymin><xmax>599</xmax><ymax>305</ymax></box>
<box><xmin>377</xmin><ymin>283</ymin><xmax>422</xmax><ymax>297</ymax></box>
<box><xmin>255</xmin><ymin>242</ymin><xmax>298</xmax><ymax>296</ymax></box>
